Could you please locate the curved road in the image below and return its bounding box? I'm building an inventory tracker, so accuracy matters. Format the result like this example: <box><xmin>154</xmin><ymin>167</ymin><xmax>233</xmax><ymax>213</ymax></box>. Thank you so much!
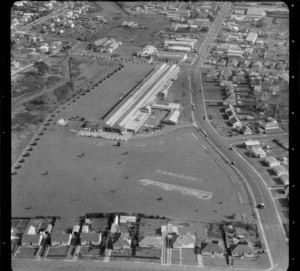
<box><xmin>189</xmin><ymin>66</ymin><xmax>288</xmax><ymax>271</ymax></box>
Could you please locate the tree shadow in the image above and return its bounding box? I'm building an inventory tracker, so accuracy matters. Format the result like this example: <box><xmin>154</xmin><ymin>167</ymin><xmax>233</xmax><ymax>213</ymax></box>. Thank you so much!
<box><xmin>278</xmin><ymin>198</ymin><xmax>288</xmax><ymax>209</ymax></box>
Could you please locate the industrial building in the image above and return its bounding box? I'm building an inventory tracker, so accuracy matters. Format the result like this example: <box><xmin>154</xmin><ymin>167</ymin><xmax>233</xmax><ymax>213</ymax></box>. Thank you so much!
<box><xmin>167</xmin><ymin>46</ymin><xmax>191</xmax><ymax>53</ymax></box>
<box><xmin>137</xmin><ymin>45</ymin><xmax>158</xmax><ymax>57</ymax></box>
<box><xmin>164</xmin><ymin>40</ymin><xmax>195</xmax><ymax>49</ymax></box>
<box><xmin>245</xmin><ymin>32</ymin><xmax>258</xmax><ymax>45</ymax></box>
<box><xmin>100</xmin><ymin>64</ymin><xmax>180</xmax><ymax>134</ymax></box>
<box><xmin>155</xmin><ymin>51</ymin><xmax>187</xmax><ymax>63</ymax></box>
<box><xmin>246</xmin><ymin>7</ymin><xmax>266</xmax><ymax>18</ymax></box>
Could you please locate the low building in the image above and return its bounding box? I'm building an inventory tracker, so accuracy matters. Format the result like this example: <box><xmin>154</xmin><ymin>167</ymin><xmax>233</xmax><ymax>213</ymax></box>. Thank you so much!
<box><xmin>263</xmin><ymin>120</ymin><xmax>278</xmax><ymax>130</ymax></box>
<box><xmin>139</xmin><ymin>236</ymin><xmax>162</xmax><ymax>249</ymax></box>
<box><xmin>173</xmin><ymin>233</ymin><xmax>195</xmax><ymax>249</ymax></box>
<box><xmin>264</xmin><ymin>156</ymin><xmax>280</xmax><ymax>167</ymax></box>
<box><xmin>155</xmin><ymin>51</ymin><xmax>187</xmax><ymax>62</ymax></box>
<box><xmin>230</xmin><ymin>116</ymin><xmax>242</xmax><ymax>128</ymax></box>
<box><xmin>279</xmin><ymin>174</ymin><xmax>289</xmax><ymax>185</ymax></box>
<box><xmin>245</xmin><ymin>32</ymin><xmax>258</xmax><ymax>45</ymax></box>
<box><xmin>201</xmin><ymin>240</ymin><xmax>224</xmax><ymax>257</ymax></box>
<box><xmin>244</xmin><ymin>140</ymin><xmax>260</xmax><ymax>148</ymax></box>
<box><xmin>240</xmin><ymin>124</ymin><xmax>252</xmax><ymax>135</ymax></box>
<box><xmin>162</xmin><ymin>109</ymin><xmax>180</xmax><ymax>125</ymax></box>
<box><xmin>137</xmin><ymin>45</ymin><xmax>157</xmax><ymax>57</ymax></box>
<box><xmin>249</xmin><ymin>146</ymin><xmax>266</xmax><ymax>158</ymax></box>
<box><xmin>81</xmin><ymin>233</ymin><xmax>101</xmax><ymax>246</ymax></box>
<box><xmin>167</xmin><ymin>46</ymin><xmax>191</xmax><ymax>53</ymax></box>
<box><xmin>272</xmin><ymin>165</ymin><xmax>288</xmax><ymax>176</ymax></box>
<box><xmin>230</xmin><ymin>243</ymin><xmax>255</xmax><ymax>258</ymax></box>
<box><xmin>120</xmin><ymin>216</ymin><xmax>137</xmax><ymax>224</ymax></box>
<box><xmin>21</xmin><ymin>234</ymin><xmax>43</xmax><ymax>247</ymax></box>
<box><xmin>51</xmin><ymin>233</ymin><xmax>72</xmax><ymax>247</ymax></box>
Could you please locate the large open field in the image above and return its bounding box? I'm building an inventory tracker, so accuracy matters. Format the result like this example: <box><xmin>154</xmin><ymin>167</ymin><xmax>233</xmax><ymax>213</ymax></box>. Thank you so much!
<box><xmin>12</xmin><ymin>65</ymin><xmax>254</xmax><ymax>225</ymax></box>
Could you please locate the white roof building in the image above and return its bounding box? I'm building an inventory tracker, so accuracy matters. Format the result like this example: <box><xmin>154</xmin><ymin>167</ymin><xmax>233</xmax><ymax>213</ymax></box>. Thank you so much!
<box><xmin>245</xmin><ymin>32</ymin><xmax>258</xmax><ymax>45</ymax></box>
<box><xmin>137</xmin><ymin>45</ymin><xmax>157</xmax><ymax>57</ymax></box>
<box><xmin>167</xmin><ymin>46</ymin><xmax>191</xmax><ymax>52</ymax></box>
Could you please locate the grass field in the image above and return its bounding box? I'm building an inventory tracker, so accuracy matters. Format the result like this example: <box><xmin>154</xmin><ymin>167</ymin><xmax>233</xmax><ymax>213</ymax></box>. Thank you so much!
<box><xmin>12</xmin><ymin>64</ymin><xmax>254</xmax><ymax>229</ymax></box>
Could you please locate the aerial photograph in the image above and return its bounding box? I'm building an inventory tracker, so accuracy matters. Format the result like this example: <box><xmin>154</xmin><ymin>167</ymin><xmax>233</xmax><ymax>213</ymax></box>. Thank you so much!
<box><xmin>10</xmin><ymin>1</ymin><xmax>289</xmax><ymax>271</ymax></box>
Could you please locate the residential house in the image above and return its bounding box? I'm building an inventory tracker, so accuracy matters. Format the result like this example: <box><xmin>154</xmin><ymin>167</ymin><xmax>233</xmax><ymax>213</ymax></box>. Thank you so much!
<box><xmin>139</xmin><ymin>236</ymin><xmax>163</xmax><ymax>249</ymax></box>
<box><xmin>264</xmin><ymin>156</ymin><xmax>280</xmax><ymax>167</ymax></box>
<box><xmin>81</xmin><ymin>225</ymin><xmax>89</xmax><ymax>233</ymax></box>
<box><xmin>223</xmin><ymin>93</ymin><xmax>236</xmax><ymax>105</ymax></box>
<box><xmin>252</xmin><ymin>85</ymin><xmax>262</xmax><ymax>92</ymax></box>
<box><xmin>226</xmin><ymin>109</ymin><xmax>236</xmax><ymax>118</ymax></box>
<box><xmin>220</xmin><ymin>80</ymin><xmax>233</xmax><ymax>87</ymax></box>
<box><xmin>263</xmin><ymin>120</ymin><xmax>278</xmax><ymax>130</ymax></box>
<box><xmin>72</xmin><ymin>225</ymin><xmax>80</xmax><ymax>236</ymax></box>
<box><xmin>228</xmin><ymin>58</ymin><xmax>239</xmax><ymax>67</ymax></box>
<box><xmin>230</xmin><ymin>243</ymin><xmax>254</xmax><ymax>258</ymax></box>
<box><xmin>272</xmin><ymin>165</ymin><xmax>288</xmax><ymax>176</ymax></box>
<box><xmin>249</xmin><ymin>146</ymin><xmax>266</xmax><ymax>158</ymax></box>
<box><xmin>223</xmin><ymin>70</ymin><xmax>233</xmax><ymax>79</ymax></box>
<box><xmin>217</xmin><ymin>59</ymin><xmax>227</xmax><ymax>67</ymax></box>
<box><xmin>201</xmin><ymin>240</ymin><xmax>225</xmax><ymax>258</ymax></box>
<box><xmin>244</xmin><ymin>47</ymin><xmax>253</xmax><ymax>55</ymax></box>
<box><xmin>242</xmin><ymin>59</ymin><xmax>250</xmax><ymax>68</ymax></box>
<box><xmin>268</xmin><ymin>86</ymin><xmax>280</xmax><ymax>93</ymax></box>
<box><xmin>224</xmin><ymin>104</ymin><xmax>234</xmax><ymax>113</ymax></box>
<box><xmin>251</xmin><ymin>61</ymin><xmax>262</xmax><ymax>71</ymax></box>
<box><xmin>279</xmin><ymin>174</ymin><xmax>289</xmax><ymax>185</ymax></box>
<box><xmin>81</xmin><ymin>233</ymin><xmax>101</xmax><ymax>246</ymax></box>
<box><xmin>240</xmin><ymin>124</ymin><xmax>252</xmax><ymax>135</ymax></box>
<box><xmin>173</xmin><ymin>233</ymin><xmax>196</xmax><ymax>249</ymax></box>
<box><xmin>21</xmin><ymin>234</ymin><xmax>43</xmax><ymax>247</ymax></box>
<box><xmin>51</xmin><ymin>233</ymin><xmax>72</xmax><ymax>246</ymax></box>
<box><xmin>230</xmin><ymin>116</ymin><xmax>242</xmax><ymax>128</ymax></box>
<box><xmin>243</xmin><ymin>140</ymin><xmax>260</xmax><ymax>148</ymax></box>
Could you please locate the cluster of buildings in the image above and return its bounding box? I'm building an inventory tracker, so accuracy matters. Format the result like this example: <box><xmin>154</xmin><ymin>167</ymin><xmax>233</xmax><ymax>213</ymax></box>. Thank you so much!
<box><xmin>11</xmin><ymin>1</ymin><xmax>57</xmax><ymax>30</ymax></box>
<box><xmin>82</xmin><ymin>63</ymin><xmax>180</xmax><ymax>135</ymax></box>
<box><xmin>88</xmin><ymin>38</ymin><xmax>122</xmax><ymax>54</ymax></box>
<box><xmin>12</xmin><ymin>215</ymin><xmax>267</xmax><ymax>263</ymax></box>
<box><xmin>243</xmin><ymin>140</ymin><xmax>289</xmax><ymax>194</ymax></box>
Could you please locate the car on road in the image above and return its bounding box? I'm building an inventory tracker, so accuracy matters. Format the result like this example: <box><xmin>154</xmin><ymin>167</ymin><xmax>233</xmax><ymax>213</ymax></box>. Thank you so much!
<box><xmin>231</xmin><ymin>161</ymin><xmax>236</xmax><ymax>165</ymax></box>
<box><xmin>257</xmin><ymin>203</ymin><xmax>265</xmax><ymax>209</ymax></box>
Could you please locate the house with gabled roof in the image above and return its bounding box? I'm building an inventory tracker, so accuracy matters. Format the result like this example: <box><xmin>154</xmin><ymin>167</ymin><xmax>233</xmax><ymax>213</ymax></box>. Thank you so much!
<box><xmin>81</xmin><ymin>232</ymin><xmax>101</xmax><ymax>246</ymax></box>
<box><xmin>223</xmin><ymin>93</ymin><xmax>236</xmax><ymax>105</ymax></box>
<box><xmin>230</xmin><ymin>243</ymin><xmax>254</xmax><ymax>258</ymax></box>
<box><xmin>264</xmin><ymin>156</ymin><xmax>280</xmax><ymax>167</ymax></box>
<box><xmin>139</xmin><ymin>236</ymin><xmax>163</xmax><ymax>249</ymax></box>
<box><xmin>21</xmin><ymin>234</ymin><xmax>43</xmax><ymax>247</ymax></box>
<box><xmin>240</xmin><ymin>124</ymin><xmax>252</xmax><ymax>135</ymax></box>
<box><xmin>51</xmin><ymin>233</ymin><xmax>72</xmax><ymax>247</ymax></box>
<box><xmin>279</xmin><ymin>174</ymin><xmax>289</xmax><ymax>185</ymax></box>
<box><xmin>229</xmin><ymin>116</ymin><xmax>242</xmax><ymax>128</ymax></box>
<box><xmin>201</xmin><ymin>240</ymin><xmax>225</xmax><ymax>257</ymax></box>
<box><xmin>113</xmin><ymin>234</ymin><xmax>131</xmax><ymax>250</ymax></box>
<box><xmin>173</xmin><ymin>233</ymin><xmax>196</xmax><ymax>249</ymax></box>
<box><xmin>226</xmin><ymin>109</ymin><xmax>236</xmax><ymax>118</ymax></box>
<box><xmin>272</xmin><ymin>165</ymin><xmax>288</xmax><ymax>176</ymax></box>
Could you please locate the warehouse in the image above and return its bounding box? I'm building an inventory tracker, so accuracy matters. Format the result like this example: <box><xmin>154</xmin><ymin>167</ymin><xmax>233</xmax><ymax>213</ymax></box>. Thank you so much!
<box><xmin>246</xmin><ymin>8</ymin><xmax>265</xmax><ymax>18</ymax></box>
<box><xmin>164</xmin><ymin>40</ymin><xmax>195</xmax><ymax>49</ymax></box>
<box><xmin>245</xmin><ymin>32</ymin><xmax>258</xmax><ymax>45</ymax></box>
<box><xmin>162</xmin><ymin>109</ymin><xmax>180</xmax><ymax>125</ymax></box>
<box><xmin>155</xmin><ymin>51</ymin><xmax>187</xmax><ymax>62</ymax></box>
<box><xmin>137</xmin><ymin>45</ymin><xmax>158</xmax><ymax>57</ymax></box>
<box><xmin>167</xmin><ymin>46</ymin><xmax>191</xmax><ymax>53</ymax></box>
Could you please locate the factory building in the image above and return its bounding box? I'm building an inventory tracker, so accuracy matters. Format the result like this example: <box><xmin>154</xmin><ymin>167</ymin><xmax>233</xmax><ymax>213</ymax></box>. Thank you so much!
<box><xmin>137</xmin><ymin>45</ymin><xmax>158</xmax><ymax>57</ymax></box>
<box><xmin>94</xmin><ymin>37</ymin><xmax>108</xmax><ymax>46</ymax></box>
<box><xmin>102</xmin><ymin>64</ymin><xmax>180</xmax><ymax>134</ymax></box>
<box><xmin>167</xmin><ymin>46</ymin><xmax>191</xmax><ymax>53</ymax></box>
<box><xmin>164</xmin><ymin>40</ymin><xmax>195</xmax><ymax>49</ymax></box>
<box><xmin>245</xmin><ymin>32</ymin><xmax>258</xmax><ymax>45</ymax></box>
<box><xmin>155</xmin><ymin>51</ymin><xmax>187</xmax><ymax>63</ymax></box>
<box><xmin>246</xmin><ymin>8</ymin><xmax>266</xmax><ymax>18</ymax></box>
<box><xmin>162</xmin><ymin>109</ymin><xmax>180</xmax><ymax>125</ymax></box>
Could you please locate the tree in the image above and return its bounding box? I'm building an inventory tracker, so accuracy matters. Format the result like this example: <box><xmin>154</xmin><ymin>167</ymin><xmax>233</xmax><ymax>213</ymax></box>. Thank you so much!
<box><xmin>256</xmin><ymin>18</ymin><xmax>266</xmax><ymax>28</ymax></box>
<box><xmin>33</xmin><ymin>61</ymin><xmax>49</xmax><ymax>75</ymax></box>
<box><xmin>207</xmin><ymin>14</ymin><xmax>215</xmax><ymax>22</ymax></box>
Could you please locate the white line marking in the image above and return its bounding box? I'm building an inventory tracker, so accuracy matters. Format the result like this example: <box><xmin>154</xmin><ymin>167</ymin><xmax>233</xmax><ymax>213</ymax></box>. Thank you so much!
<box><xmin>191</xmin><ymin>132</ymin><xmax>199</xmax><ymax>142</ymax></box>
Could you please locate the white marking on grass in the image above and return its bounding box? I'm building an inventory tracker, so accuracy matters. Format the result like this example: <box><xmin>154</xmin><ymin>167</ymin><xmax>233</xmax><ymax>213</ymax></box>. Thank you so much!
<box><xmin>140</xmin><ymin>179</ymin><xmax>213</xmax><ymax>200</ymax></box>
<box><xmin>155</xmin><ymin>169</ymin><xmax>204</xmax><ymax>182</ymax></box>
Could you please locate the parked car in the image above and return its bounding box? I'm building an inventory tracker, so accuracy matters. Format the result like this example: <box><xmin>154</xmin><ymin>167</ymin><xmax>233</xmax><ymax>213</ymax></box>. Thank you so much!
<box><xmin>257</xmin><ymin>203</ymin><xmax>265</xmax><ymax>209</ymax></box>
